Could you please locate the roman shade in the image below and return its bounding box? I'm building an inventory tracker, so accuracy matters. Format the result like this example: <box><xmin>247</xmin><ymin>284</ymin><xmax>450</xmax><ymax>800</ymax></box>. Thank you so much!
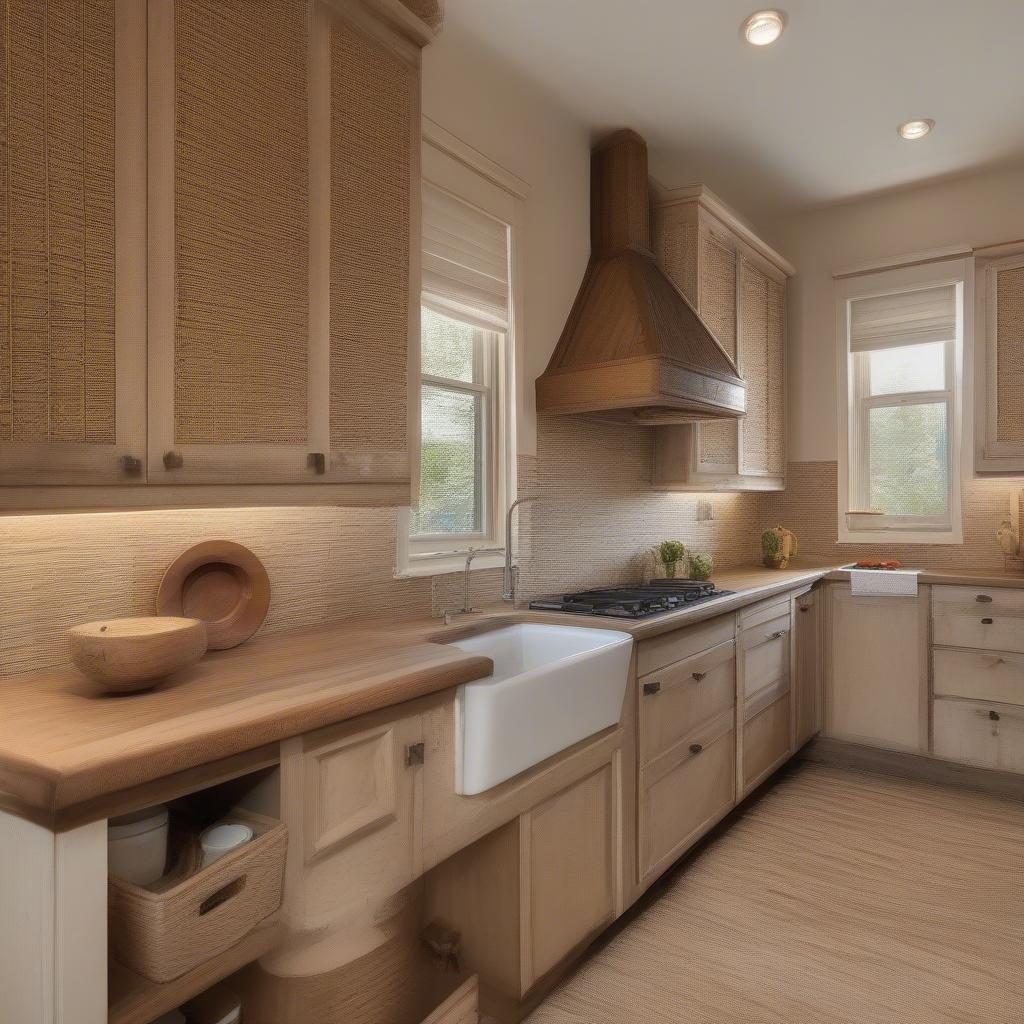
<box><xmin>849</xmin><ymin>284</ymin><xmax>957</xmax><ymax>352</ymax></box>
<box><xmin>421</xmin><ymin>183</ymin><xmax>510</xmax><ymax>332</ymax></box>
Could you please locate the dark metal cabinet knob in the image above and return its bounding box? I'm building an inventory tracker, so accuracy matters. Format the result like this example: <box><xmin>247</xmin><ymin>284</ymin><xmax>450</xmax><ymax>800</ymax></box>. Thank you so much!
<box><xmin>163</xmin><ymin>450</ymin><xmax>184</xmax><ymax>470</ymax></box>
<box><xmin>981</xmin><ymin>618</ymin><xmax>994</xmax><ymax>625</ymax></box>
<box><xmin>689</xmin><ymin>743</ymin><xmax>704</xmax><ymax>755</ymax></box>
<box><xmin>976</xmin><ymin>594</ymin><xmax>993</xmax><ymax>603</ymax></box>
<box><xmin>691</xmin><ymin>671</ymin><xmax>707</xmax><ymax>682</ymax></box>
<box><xmin>643</xmin><ymin>681</ymin><xmax>662</xmax><ymax>696</ymax></box>
<box><xmin>308</xmin><ymin>452</ymin><xmax>327</xmax><ymax>475</ymax></box>
<box><xmin>989</xmin><ymin>710</ymin><xmax>1001</xmax><ymax>722</ymax></box>
<box><xmin>119</xmin><ymin>455</ymin><xmax>143</xmax><ymax>477</ymax></box>
<box><xmin>405</xmin><ymin>742</ymin><xmax>425</xmax><ymax>767</ymax></box>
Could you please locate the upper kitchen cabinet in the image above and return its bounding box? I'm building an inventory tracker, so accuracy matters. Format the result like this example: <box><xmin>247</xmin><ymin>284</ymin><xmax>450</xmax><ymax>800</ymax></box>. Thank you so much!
<box><xmin>0</xmin><ymin>0</ymin><xmax>147</xmax><ymax>488</ymax></box>
<box><xmin>148</xmin><ymin>0</ymin><xmax>423</xmax><ymax>498</ymax></box>
<box><xmin>651</xmin><ymin>186</ymin><xmax>793</xmax><ymax>491</ymax></box>
<box><xmin>975</xmin><ymin>244</ymin><xmax>1024</xmax><ymax>473</ymax></box>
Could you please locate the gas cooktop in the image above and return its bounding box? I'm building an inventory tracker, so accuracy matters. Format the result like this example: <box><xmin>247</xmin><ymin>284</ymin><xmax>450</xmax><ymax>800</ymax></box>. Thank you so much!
<box><xmin>529</xmin><ymin>580</ymin><xmax>735</xmax><ymax>619</ymax></box>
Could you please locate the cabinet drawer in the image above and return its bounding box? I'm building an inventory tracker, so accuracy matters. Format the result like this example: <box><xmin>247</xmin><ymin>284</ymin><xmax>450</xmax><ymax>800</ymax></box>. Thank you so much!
<box><xmin>741</xmin><ymin>613</ymin><xmax>790</xmax><ymax>701</ymax></box>
<box><xmin>738</xmin><ymin>594</ymin><xmax>790</xmax><ymax>630</ymax></box>
<box><xmin>933</xmin><ymin>698</ymin><xmax>1024</xmax><ymax>774</ymax></box>
<box><xmin>639</xmin><ymin>710</ymin><xmax>735</xmax><ymax>880</ymax></box>
<box><xmin>637</xmin><ymin>614</ymin><xmax>735</xmax><ymax>676</ymax></box>
<box><xmin>742</xmin><ymin>692</ymin><xmax>792</xmax><ymax>793</ymax></box>
<box><xmin>932</xmin><ymin>586</ymin><xmax>1024</xmax><ymax>654</ymax></box>
<box><xmin>638</xmin><ymin>640</ymin><xmax>735</xmax><ymax>765</ymax></box>
<box><xmin>933</xmin><ymin>648</ymin><xmax>1024</xmax><ymax>707</ymax></box>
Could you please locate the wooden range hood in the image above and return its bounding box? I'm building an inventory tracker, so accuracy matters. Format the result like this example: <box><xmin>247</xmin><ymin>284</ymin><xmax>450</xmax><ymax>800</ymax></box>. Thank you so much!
<box><xmin>536</xmin><ymin>130</ymin><xmax>745</xmax><ymax>426</ymax></box>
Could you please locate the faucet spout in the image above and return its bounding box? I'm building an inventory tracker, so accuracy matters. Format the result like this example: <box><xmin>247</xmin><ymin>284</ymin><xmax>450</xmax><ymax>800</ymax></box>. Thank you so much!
<box><xmin>503</xmin><ymin>497</ymin><xmax>536</xmax><ymax>604</ymax></box>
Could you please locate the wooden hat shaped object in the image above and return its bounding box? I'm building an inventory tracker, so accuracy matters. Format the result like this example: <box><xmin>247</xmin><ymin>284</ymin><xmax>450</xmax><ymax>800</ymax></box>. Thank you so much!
<box><xmin>157</xmin><ymin>541</ymin><xmax>271</xmax><ymax>650</ymax></box>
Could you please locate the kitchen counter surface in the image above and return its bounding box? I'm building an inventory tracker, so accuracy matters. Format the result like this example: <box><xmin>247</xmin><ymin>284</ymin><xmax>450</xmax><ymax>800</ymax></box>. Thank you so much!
<box><xmin>6</xmin><ymin>561</ymin><xmax>1022</xmax><ymax>831</ymax></box>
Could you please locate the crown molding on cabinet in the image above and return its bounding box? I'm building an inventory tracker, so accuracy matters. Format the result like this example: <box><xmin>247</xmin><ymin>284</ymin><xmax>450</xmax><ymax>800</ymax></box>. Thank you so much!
<box><xmin>651</xmin><ymin>180</ymin><xmax>796</xmax><ymax>278</ymax></box>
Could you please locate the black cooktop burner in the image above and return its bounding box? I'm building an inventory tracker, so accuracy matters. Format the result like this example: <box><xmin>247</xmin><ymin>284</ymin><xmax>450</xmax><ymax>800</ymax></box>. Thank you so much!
<box><xmin>529</xmin><ymin>581</ymin><xmax>734</xmax><ymax>619</ymax></box>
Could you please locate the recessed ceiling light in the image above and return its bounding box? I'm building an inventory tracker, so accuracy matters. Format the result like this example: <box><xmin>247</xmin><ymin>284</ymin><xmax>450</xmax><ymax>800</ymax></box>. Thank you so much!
<box><xmin>743</xmin><ymin>10</ymin><xmax>785</xmax><ymax>46</ymax></box>
<box><xmin>898</xmin><ymin>119</ymin><xmax>935</xmax><ymax>141</ymax></box>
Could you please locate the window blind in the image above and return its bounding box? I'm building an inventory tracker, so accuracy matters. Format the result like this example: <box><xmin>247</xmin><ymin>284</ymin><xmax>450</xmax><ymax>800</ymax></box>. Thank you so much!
<box><xmin>421</xmin><ymin>183</ymin><xmax>510</xmax><ymax>332</ymax></box>
<box><xmin>849</xmin><ymin>284</ymin><xmax>957</xmax><ymax>352</ymax></box>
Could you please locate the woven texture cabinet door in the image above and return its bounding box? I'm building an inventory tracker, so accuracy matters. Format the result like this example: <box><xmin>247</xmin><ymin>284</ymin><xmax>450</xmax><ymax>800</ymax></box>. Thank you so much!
<box><xmin>148</xmin><ymin>0</ymin><xmax>315</xmax><ymax>485</ymax></box>
<box><xmin>327</xmin><ymin>11</ymin><xmax>415</xmax><ymax>484</ymax></box>
<box><xmin>739</xmin><ymin>257</ymin><xmax>785</xmax><ymax>478</ymax></box>
<box><xmin>0</xmin><ymin>0</ymin><xmax>145</xmax><ymax>486</ymax></box>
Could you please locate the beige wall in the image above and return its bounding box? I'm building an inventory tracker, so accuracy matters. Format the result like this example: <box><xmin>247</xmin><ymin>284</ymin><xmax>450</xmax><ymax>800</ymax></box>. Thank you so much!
<box><xmin>772</xmin><ymin>164</ymin><xmax>1024</xmax><ymax>462</ymax></box>
<box><xmin>422</xmin><ymin>21</ymin><xmax>591</xmax><ymax>457</ymax></box>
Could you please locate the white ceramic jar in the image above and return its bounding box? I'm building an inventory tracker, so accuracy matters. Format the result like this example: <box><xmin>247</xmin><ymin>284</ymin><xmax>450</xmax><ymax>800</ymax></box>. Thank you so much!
<box><xmin>199</xmin><ymin>820</ymin><xmax>254</xmax><ymax>869</ymax></box>
<box><xmin>107</xmin><ymin>804</ymin><xmax>170</xmax><ymax>886</ymax></box>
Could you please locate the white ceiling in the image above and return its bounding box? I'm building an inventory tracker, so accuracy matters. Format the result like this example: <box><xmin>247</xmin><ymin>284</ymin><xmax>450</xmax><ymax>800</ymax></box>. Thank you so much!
<box><xmin>443</xmin><ymin>0</ymin><xmax>1024</xmax><ymax>218</ymax></box>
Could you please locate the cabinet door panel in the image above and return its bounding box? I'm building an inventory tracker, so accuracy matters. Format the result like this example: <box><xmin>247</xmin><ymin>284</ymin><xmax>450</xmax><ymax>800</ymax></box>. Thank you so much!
<box><xmin>742</xmin><ymin>692</ymin><xmax>791</xmax><ymax>793</ymax></box>
<box><xmin>327</xmin><ymin>10</ymin><xmax>415</xmax><ymax>484</ymax></box>
<box><xmin>933</xmin><ymin>698</ymin><xmax>1024</xmax><ymax>774</ymax></box>
<box><xmin>148</xmin><ymin>0</ymin><xmax>315</xmax><ymax>484</ymax></box>
<box><xmin>524</xmin><ymin>763</ymin><xmax>617</xmax><ymax>986</ymax></box>
<box><xmin>639</xmin><ymin>712</ymin><xmax>735</xmax><ymax>880</ymax></box>
<box><xmin>0</xmin><ymin>0</ymin><xmax>146</xmax><ymax>485</ymax></box>
<box><xmin>826</xmin><ymin>584</ymin><xmax>928</xmax><ymax>752</ymax></box>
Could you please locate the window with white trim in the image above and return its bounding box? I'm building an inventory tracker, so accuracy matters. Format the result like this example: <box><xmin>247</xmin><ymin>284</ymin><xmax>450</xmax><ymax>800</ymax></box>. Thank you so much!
<box><xmin>400</xmin><ymin>169</ymin><xmax>516</xmax><ymax>574</ymax></box>
<box><xmin>838</xmin><ymin>263</ymin><xmax>968</xmax><ymax>544</ymax></box>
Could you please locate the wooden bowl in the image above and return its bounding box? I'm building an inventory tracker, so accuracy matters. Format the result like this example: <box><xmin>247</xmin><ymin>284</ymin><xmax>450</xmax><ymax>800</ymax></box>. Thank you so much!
<box><xmin>69</xmin><ymin>617</ymin><xmax>208</xmax><ymax>694</ymax></box>
<box><xmin>157</xmin><ymin>541</ymin><xmax>271</xmax><ymax>650</ymax></box>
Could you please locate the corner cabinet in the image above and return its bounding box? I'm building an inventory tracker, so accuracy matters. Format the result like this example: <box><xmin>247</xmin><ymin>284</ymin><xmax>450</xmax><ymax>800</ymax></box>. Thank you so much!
<box><xmin>975</xmin><ymin>245</ymin><xmax>1024</xmax><ymax>473</ymax></box>
<box><xmin>1</xmin><ymin>0</ymin><xmax>430</xmax><ymax>510</ymax></box>
<box><xmin>651</xmin><ymin>186</ymin><xmax>793</xmax><ymax>492</ymax></box>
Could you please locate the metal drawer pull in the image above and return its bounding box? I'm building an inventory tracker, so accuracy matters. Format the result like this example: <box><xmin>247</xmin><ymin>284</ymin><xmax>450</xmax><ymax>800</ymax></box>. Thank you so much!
<box><xmin>643</xmin><ymin>681</ymin><xmax>662</xmax><ymax>696</ymax></box>
<box><xmin>405</xmin><ymin>742</ymin><xmax>425</xmax><ymax>767</ymax></box>
<box><xmin>163</xmin><ymin>450</ymin><xmax>184</xmax><ymax>470</ymax></box>
<box><xmin>976</xmin><ymin>594</ymin><xmax>993</xmax><ymax>603</ymax></box>
<box><xmin>308</xmin><ymin>452</ymin><xmax>327</xmax><ymax>475</ymax></box>
<box><xmin>691</xmin><ymin>671</ymin><xmax>707</xmax><ymax>682</ymax></box>
<box><xmin>981</xmin><ymin>618</ymin><xmax>994</xmax><ymax>625</ymax></box>
<box><xmin>689</xmin><ymin>743</ymin><xmax>704</xmax><ymax>755</ymax></box>
<box><xmin>767</xmin><ymin>630</ymin><xmax>788</xmax><ymax>640</ymax></box>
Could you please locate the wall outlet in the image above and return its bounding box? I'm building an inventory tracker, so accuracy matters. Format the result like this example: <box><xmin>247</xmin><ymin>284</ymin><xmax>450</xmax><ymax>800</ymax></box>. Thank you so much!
<box><xmin>697</xmin><ymin>498</ymin><xmax>714</xmax><ymax>522</ymax></box>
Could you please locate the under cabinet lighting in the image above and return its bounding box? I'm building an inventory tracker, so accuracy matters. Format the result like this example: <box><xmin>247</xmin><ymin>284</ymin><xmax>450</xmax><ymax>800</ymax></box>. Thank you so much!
<box><xmin>743</xmin><ymin>10</ymin><xmax>785</xmax><ymax>46</ymax></box>
<box><xmin>898</xmin><ymin>119</ymin><xmax>935</xmax><ymax>140</ymax></box>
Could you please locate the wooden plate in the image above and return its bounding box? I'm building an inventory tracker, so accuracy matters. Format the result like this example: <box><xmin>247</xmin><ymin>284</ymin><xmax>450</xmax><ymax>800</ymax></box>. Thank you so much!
<box><xmin>157</xmin><ymin>541</ymin><xmax>270</xmax><ymax>650</ymax></box>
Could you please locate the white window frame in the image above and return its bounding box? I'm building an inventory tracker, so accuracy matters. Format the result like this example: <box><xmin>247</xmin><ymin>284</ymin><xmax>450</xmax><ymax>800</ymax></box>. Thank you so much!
<box><xmin>836</xmin><ymin>259</ymin><xmax>971</xmax><ymax>545</ymax></box>
<box><xmin>396</xmin><ymin>120</ymin><xmax>528</xmax><ymax>578</ymax></box>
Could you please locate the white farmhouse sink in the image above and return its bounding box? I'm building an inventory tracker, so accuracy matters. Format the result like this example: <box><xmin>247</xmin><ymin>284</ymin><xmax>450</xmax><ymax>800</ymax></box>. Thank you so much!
<box><xmin>448</xmin><ymin>623</ymin><xmax>633</xmax><ymax>795</ymax></box>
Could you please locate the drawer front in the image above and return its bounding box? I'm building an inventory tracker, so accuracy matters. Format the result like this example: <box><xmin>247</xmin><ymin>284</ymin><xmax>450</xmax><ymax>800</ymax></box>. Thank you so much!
<box><xmin>932</xmin><ymin>585</ymin><xmax>1024</xmax><ymax>654</ymax></box>
<box><xmin>933</xmin><ymin>698</ymin><xmax>1024</xmax><ymax>774</ymax></box>
<box><xmin>741</xmin><ymin>616</ymin><xmax>790</xmax><ymax>701</ymax></box>
<box><xmin>933</xmin><ymin>648</ymin><xmax>1024</xmax><ymax>707</ymax></box>
<box><xmin>738</xmin><ymin>594</ymin><xmax>791</xmax><ymax>631</ymax></box>
<box><xmin>639</xmin><ymin>640</ymin><xmax>736</xmax><ymax>765</ymax></box>
<box><xmin>639</xmin><ymin>712</ymin><xmax>735</xmax><ymax>879</ymax></box>
<box><xmin>742</xmin><ymin>692</ymin><xmax>792</xmax><ymax>793</ymax></box>
<box><xmin>637</xmin><ymin>613</ymin><xmax>735</xmax><ymax>676</ymax></box>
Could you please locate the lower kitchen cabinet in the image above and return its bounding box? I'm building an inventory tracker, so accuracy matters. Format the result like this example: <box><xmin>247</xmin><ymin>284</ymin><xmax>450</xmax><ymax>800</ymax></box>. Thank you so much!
<box><xmin>423</xmin><ymin>755</ymin><xmax>621</xmax><ymax>1012</ymax></box>
<box><xmin>825</xmin><ymin>583</ymin><xmax>929</xmax><ymax>753</ymax></box>
<box><xmin>639</xmin><ymin>709</ymin><xmax>735</xmax><ymax>881</ymax></box>
<box><xmin>933</xmin><ymin>698</ymin><xmax>1024</xmax><ymax>773</ymax></box>
<box><xmin>794</xmin><ymin>587</ymin><xmax>823</xmax><ymax>747</ymax></box>
<box><xmin>741</xmin><ymin>687</ymin><xmax>792</xmax><ymax>794</ymax></box>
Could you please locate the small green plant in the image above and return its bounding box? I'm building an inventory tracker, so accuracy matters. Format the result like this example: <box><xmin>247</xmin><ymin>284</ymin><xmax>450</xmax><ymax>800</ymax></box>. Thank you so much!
<box><xmin>689</xmin><ymin>553</ymin><xmax>713</xmax><ymax>580</ymax></box>
<box><xmin>761</xmin><ymin>529</ymin><xmax>782</xmax><ymax>558</ymax></box>
<box><xmin>659</xmin><ymin>540</ymin><xmax>687</xmax><ymax>578</ymax></box>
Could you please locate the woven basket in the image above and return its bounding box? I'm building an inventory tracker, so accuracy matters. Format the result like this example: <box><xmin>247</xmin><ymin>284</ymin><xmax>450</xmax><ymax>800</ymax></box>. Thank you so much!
<box><xmin>108</xmin><ymin>809</ymin><xmax>286</xmax><ymax>983</ymax></box>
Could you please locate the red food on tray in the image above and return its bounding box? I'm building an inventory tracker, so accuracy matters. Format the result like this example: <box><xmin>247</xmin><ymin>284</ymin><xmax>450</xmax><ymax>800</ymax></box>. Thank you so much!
<box><xmin>854</xmin><ymin>559</ymin><xmax>903</xmax><ymax>569</ymax></box>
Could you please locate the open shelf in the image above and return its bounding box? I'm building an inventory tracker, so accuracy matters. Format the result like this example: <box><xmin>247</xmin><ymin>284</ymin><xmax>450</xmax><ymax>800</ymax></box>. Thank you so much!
<box><xmin>108</xmin><ymin>917</ymin><xmax>281</xmax><ymax>1024</ymax></box>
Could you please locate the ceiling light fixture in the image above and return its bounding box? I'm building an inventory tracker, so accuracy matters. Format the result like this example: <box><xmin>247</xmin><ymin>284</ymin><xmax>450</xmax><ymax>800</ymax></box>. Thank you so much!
<box><xmin>743</xmin><ymin>10</ymin><xmax>785</xmax><ymax>46</ymax></box>
<box><xmin>898</xmin><ymin>118</ymin><xmax>935</xmax><ymax>141</ymax></box>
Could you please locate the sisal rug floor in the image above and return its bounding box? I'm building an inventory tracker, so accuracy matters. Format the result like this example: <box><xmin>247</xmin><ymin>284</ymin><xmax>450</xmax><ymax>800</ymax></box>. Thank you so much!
<box><xmin>526</xmin><ymin>764</ymin><xmax>1024</xmax><ymax>1024</ymax></box>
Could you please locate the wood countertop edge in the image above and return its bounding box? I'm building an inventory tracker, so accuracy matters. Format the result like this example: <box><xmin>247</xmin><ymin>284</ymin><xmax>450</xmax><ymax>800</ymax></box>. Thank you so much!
<box><xmin>0</xmin><ymin>649</ymin><xmax>493</xmax><ymax>829</ymax></box>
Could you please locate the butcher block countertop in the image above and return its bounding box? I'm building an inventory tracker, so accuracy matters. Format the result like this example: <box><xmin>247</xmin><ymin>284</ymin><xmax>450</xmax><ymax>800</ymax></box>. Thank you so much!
<box><xmin>5</xmin><ymin>561</ymin><xmax>1022</xmax><ymax>831</ymax></box>
<box><xmin>0</xmin><ymin>627</ymin><xmax>493</xmax><ymax>831</ymax></box>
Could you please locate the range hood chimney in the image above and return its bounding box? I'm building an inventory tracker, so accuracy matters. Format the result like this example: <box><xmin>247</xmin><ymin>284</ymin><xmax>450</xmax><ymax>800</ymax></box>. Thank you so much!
<box><xmin>536</xmin><ymin>130</ymin><xmax>745</xmax><ymax>425</ymax></box>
